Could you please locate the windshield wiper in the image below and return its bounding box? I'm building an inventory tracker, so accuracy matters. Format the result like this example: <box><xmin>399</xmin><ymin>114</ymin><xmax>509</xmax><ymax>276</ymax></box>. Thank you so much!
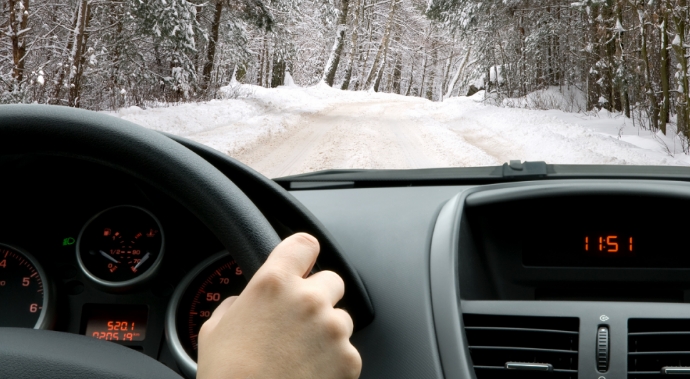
<box><xmin>275</xmin><ymin>162</ymin><xmax>690</xmax><ymax>190</ymax></box>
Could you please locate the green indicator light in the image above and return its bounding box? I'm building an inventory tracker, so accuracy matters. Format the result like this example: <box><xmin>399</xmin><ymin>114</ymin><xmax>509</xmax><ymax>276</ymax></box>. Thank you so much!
<box><xmin>63</xmin><ymin>237</ymin><xmax>76</xmax><ymax>246</ymax></box>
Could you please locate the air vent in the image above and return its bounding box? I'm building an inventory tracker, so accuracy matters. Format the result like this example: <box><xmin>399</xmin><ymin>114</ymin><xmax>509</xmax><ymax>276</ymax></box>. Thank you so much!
<box><xmin>463</xmin><ymin>314</ymin><xmax>579</xmax><ymax>379</ymax></box>
<box><xmin>629</xmin><ymin>318</ymin><xmax>690</xmax><ymax>378</ymax></box>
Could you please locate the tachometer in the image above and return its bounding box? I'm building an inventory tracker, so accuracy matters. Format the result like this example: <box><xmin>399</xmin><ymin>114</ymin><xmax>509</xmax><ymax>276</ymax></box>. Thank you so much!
<box><xmin>166</xmin><ymin>252</ymin><xmax>247</xmax><ymax>378</ymax></box>
<box><xmin>77</xmin><ymin>205</ymin><xmax>164</xmax><ymax>289</ymax></box>
<box><xmin>0</xmin><ymin>244</ymin><xmax>54</xmax><ymax>329</ymax></box>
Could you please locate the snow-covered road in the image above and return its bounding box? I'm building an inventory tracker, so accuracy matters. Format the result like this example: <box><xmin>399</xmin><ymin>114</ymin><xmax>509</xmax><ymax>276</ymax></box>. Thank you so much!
<box><xmin>226</xmin><ymin>99</ymin><xmax>464</xmax><ymax>178</ymax></box>
<box><xmin>110</xmin><ymin>83</ymin><xmax>690</xmax><ymax>178</ymax></box>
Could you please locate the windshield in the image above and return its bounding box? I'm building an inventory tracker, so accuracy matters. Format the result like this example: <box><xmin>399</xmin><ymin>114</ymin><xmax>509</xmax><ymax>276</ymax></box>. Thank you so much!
<box><xmin>2</xmin><ymin>0</ymin><xmax>689</xmax><ymax>177</ymax></box>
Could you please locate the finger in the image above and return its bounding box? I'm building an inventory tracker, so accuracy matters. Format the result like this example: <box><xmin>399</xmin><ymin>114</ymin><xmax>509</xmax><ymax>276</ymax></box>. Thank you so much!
<box><xmin>262</xmin><ymin>233</ymin><xmax>320</xmax><ymax>278</ymax></box>
<box><xmin>306</xmin><ymin>270</ymin><xmax>345</xmax><ymax>306</ymax></box>
<box><xmin>332</xmin><ymin>308</ymin><xmax>354</xmax><ymax>338</ymax></box>
<box><xmin>200</xmin><ymin>296</ymin><xmax>238</xmax><ymax>335</ymax></box>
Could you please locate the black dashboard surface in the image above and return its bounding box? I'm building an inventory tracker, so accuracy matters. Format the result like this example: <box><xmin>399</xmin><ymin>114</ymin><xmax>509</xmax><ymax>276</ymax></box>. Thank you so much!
<box><xmin>7</xmin><ymin>148</ymin><xmax>690</xmax><ymax>379</ymax></box>
<box><xmin>292</xmin><ymin>186</ymin><xmax>468</xmax><ymax>379</ymax></box>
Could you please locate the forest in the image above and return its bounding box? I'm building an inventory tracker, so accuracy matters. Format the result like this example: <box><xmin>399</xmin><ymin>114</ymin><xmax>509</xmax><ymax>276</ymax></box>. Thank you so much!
<box><xmin>1</xmin><ymin>0</ymin><xmax>689</xmax><ymax>138</ymax></box>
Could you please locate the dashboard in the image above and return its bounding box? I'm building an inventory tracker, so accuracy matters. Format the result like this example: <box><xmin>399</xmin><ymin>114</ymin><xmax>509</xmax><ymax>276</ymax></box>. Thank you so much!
<box><xmin>5</xmin><ymin>143</ymin><xmax>690</xmax><ymax>379</ymax></box>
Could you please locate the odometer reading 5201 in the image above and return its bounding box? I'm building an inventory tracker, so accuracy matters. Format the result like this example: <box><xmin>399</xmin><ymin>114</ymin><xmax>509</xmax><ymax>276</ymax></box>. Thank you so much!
<box><xmin>0</xmin><ymin>244</ymin><xmax>51</xmax><ymax>328</ymax></box>
<box><xmin>83</xmin><ymin>304</ymin><xmax>148</xmax><ymax>342</ymax></box>
<box><xmin>173</xmin><ymin>254</ymin><xmax>247</xmax><ymax>361</ymax></box>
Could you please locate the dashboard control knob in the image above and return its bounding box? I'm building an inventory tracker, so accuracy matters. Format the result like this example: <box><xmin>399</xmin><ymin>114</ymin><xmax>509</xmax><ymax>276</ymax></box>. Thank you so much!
<box><xmin>597</xmin><ymin>326</ymin><xmax>609</xmax><ymax>372</ymax></box>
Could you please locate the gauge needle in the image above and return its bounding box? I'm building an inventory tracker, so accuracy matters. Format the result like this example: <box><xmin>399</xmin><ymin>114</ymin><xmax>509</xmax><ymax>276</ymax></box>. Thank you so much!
<box><xmin>99</xmin><ymin>250</ymin><xmax>120</xmax><ymax>264</ymax></box>
<box><xmin>134</xmin><ymin>252</ymin><xmax>150</xmax><ymax>270</ymax></box>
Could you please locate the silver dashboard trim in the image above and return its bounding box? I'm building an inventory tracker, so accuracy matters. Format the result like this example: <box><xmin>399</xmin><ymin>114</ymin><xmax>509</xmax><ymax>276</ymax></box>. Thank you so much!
<box><xmin>76</xmin><ymin>205</ymin><xmax>165</xmax><ymax>290</ymax></box>
<box><xmin>165</xmin><ymin>250</ymin><xmax>232</xmax><ymax>379</ymax></box>
<box><xmin>0</xmin><ymin>243</ymin><xmax>56</xmax><ymax>330</ymax></box>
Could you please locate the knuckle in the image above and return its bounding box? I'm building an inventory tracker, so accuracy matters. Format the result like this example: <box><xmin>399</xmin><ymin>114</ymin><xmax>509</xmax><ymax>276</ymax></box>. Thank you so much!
<box><xmin>341</xmin><ymin>345</ymin><xmax>363</xmax><ymax>378</ymax></box>
<box><xmin>299</xmin><ymin>288</ymin><xmax>326</xmax><ymax>313</ymax></box>
<box><xmin>323</xmin><ymin>314</ymin><xmax>349</xmax><ymax>339</ymax></box>
<box><xmin>254</xmin><ymin>269</ymin><xmax>287</xmax><ymax>294</ymax></box>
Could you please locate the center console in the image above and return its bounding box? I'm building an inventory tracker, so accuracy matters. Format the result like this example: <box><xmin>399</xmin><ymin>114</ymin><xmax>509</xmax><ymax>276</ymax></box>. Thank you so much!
<box><xmin>430</xmin><ymin>180</ymin><xmax>690</xmax><ymax>379</ymax></box>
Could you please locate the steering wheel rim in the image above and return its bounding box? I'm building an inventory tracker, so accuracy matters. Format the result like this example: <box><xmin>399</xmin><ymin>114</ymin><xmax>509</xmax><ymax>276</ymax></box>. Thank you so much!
<box><xmin>0</xmin><ymin>104</ymin><xmax>282</xmax><ymax>378</ymax></box>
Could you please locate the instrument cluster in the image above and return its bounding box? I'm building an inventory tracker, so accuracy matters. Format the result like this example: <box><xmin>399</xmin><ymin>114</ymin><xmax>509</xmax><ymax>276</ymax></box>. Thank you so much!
<box><xmin>0</xmin><ymin>156</ymin><xmax>245</xmax><ymax>378</ymax></box>
<box><xmin>0</xmin><ymin>202</ymin><xmax>243</xmax><ymax>377</ymax></box>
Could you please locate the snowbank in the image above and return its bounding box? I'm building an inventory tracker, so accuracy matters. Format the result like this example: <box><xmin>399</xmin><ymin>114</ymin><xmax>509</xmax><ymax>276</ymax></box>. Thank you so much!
<box><xmin>437</xmin><ymin>93</ymin><xmax>689</xmax><ymax>166</ymax></box>
<box><xmin>501</xmin><ymin>86</ymin><xmax>587</xmax><ymax>113</ymax></box>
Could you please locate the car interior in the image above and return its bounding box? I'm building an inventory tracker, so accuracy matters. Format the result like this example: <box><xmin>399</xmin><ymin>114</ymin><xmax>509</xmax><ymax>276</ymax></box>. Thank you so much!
<box><xmin>4</xmin><ymin>104</ymin><xmax>690</xmax><ymax>379</ymax></box>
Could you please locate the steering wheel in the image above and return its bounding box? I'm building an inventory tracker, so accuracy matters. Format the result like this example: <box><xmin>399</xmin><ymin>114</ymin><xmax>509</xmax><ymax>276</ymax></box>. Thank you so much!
<box><xmin>0</xmin><ymin>104</ymin><xmax>282</xmax><ymax>378</ymax></box>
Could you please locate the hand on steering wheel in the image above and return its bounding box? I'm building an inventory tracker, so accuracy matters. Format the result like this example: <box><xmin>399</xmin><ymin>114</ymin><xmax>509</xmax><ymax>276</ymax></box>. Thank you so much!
<box><xmin>197</xmin><ymin>233</ymin><xmax>362</xmax><ymax>379</ymax></box>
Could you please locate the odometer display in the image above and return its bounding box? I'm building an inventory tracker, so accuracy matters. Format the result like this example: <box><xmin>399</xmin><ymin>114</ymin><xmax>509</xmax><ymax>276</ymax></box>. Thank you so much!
<box><xmin>0</xmin><ymin>244</ymin><xmax>52</xmax><ymax>328</ymax></box>
<box><xmin>166</xmin><ymin>252</ymin><xmax>247</xmax><ymax>376</ymax></box>
<box><xmin>82</xmin><ymin>304</ymin><xmax>148</xmax><ymax>342</ymax></box>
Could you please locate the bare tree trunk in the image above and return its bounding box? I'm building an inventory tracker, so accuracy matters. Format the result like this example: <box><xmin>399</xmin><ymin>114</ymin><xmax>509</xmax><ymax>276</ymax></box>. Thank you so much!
<box><xmin>418</xmin><ymin>52</ymin><xmax>428</xmax><ymax>97</ymax></box>
<box><xmin>202</xmin><ymin>0</ymin><xmax>224</xmax><ymax>91</ymax></box>
<box><xmin>445</xmin><ymin>46</ymin><xmax>471</xmax><ymax>99</ymax></box>
<box><xmin>614</xmin><ymin>3</ymin><xmax>629</xmax><ymax>117</ymax></box>
<box><xmin>7</xmin><ymin>0</ymin><xmax>30</xmax><ymax>84</ymax></box>
<box><xmin>660</xmin><ymin>8</ymin><xmax>670</xmax><ymax>133</ymax></box>
<box><xmin>373</xmin><ymin>59</ymin><xmax>385</xmax><ymax>92</ymax></box>
<box><xmin>363</xmin><ymin>0</ymin><xmax>397</xmax><ymax>89</ymax></box>
<box><xmin>266</xmin><ymin>38</ymin><xmax>273</xmax><ymax>88</ymax></box>
<box><xmin>425</xmin><ymin>42</ymin><xmax>437</xmax><ymax>100</ymax></box>
<box><xmin>323</xmin><ymin>0</ymin><xmax>350</xmax><ymax>86</ymax></box>
<box><xmin>340</xmin><ymin>0</ymin><xmax>360</xmax><ymax>90</ymax></box>
<box><xmin>672</xmin><ymin>0</ymin><xmax>689</xmax><ymax>136</ymax></box>
<box><xmin>404</xmin><ymin>55</ymin><xmax>415</xmax><ymax>96</ymax></box>
<box><xmin>639</xmin><ymin>0</ymin><xmax>659</xmax><ymax>130</ymax></box>
<box><xmin>68</xmin><ymin>0</ymin><xmax>92</xmax><ymax>107</ymax></box>
<box><xmin>392</xmin><ymin>54</ymin><xmax>402</xmax><ymax>93</ymax></box>
<box><xmin>441</xmin><ymin>45</ymin><xmax>454</xmax><ymax>99</ymax></box>
<box><xmin>355</xmin><ymin>6</ymin><xmax>374</xmax><ymax>90</ymax></box>
<box><xmin>271</xmin><ymin>59</ymin><xmax>286</xmax><ymax>87</ymax></box>
<box><xmin>192</xmin><ymin>0</ymin><xmax>205</xmax><ymax>73</ymax></box>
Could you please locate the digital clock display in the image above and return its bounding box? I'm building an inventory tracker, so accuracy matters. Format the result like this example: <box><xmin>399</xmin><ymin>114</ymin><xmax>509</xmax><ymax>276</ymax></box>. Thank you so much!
<box><xmin>82</xmin><ymin>305</ymin><xmax>147</xmax><ymax>342</ymax></box>
<box><xmin>471</xmin><ymin>194</ymin><xmax>690</xmax><ymax>268</ymax></box>
<box><xmin>523</xmin><ymin>227</ymin><xmax>690</xmax><ymax>268</ymax></box>
<box><xmin>584</xmin><ymin>235</ymin><xmax>634</xmax><ymax>256</ymax></box>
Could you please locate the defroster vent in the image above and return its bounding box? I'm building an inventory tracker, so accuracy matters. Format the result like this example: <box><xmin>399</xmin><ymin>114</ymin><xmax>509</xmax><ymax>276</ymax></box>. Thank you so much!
<box><xmin>629</xmin><ymin>318</ymin><xmax>690</xmax><ymax>378</ymax></box>
<box><xmin>463</xmin><ymin>314</ymin><xmax>579</xmax><ymax>379</ymax></box>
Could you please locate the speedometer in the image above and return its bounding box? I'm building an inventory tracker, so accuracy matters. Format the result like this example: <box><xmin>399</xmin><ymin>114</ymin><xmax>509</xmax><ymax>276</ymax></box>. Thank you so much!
<box><xmin>0</xmin><ymin>244</ymin><xmax>54</xmax><ymax>329</ymax></box>
<box><xmin>165</xmin><ymin>252</ymin><xmax>247</xmax><ymax>378</ymax></box>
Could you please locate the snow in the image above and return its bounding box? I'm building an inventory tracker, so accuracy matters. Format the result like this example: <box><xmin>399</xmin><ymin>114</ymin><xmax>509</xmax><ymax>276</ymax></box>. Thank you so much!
<box><xmin>284</xmin><ymin>71</ymin><xmax>297</xmax><ymax>87</ymax></box>
<box><xmin>502</xmin><ymin>86</ymin><xmax>587</xmax><ymax>112</ymax></box>
<box><xmin>672</xmin><ymin>34</ymin><xmax>681</xmax><ymax>46</ymax></box>
<box><xmin>489</xmin><ymin>65</ymin><xmax>504</xmax><ymax>84</ymax></box>
<box><xmin>614</xmin><ymin>19</ymin><xmax>624</xmax><ymax>32</ymax></box>
<box><xmin>106</xmin><ymin>83</ymin><xmax>690</xmax><ymax>178</ymax></box>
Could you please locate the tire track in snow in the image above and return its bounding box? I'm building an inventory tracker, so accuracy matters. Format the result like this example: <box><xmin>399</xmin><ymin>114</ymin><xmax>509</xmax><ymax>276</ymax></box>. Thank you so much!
<box><xmin>231</xmin><ymin>99</ymin><xmax>446</xmax><ymax>177</ymax></box>
<box><xmin>388</xmin><ymin>123</ymin><xmax>438</xmax><ymax>168</ymax></box>
<box><xmin>235</xmin><ymin>114</ymin><xmax>337</xmax><ymax>179</ymax></box>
